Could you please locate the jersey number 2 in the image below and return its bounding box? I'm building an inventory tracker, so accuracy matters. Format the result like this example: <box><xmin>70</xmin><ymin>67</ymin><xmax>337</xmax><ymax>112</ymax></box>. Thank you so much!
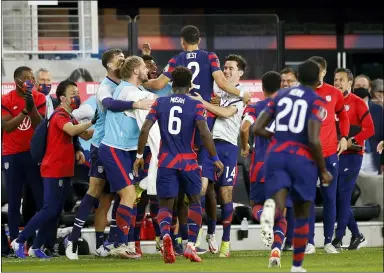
<box><xmin>187</xmin><ymin>62</ymin><xmax>201</xmax><ymax>90</ymax></box>
<box><xmin>275</xmin><ymin>98</ymin><xmax>308</xmax><ymax>133</ymax></box>
<box><xmin>168</xmin><ymin>106</ymin><xmax>182</xmax><ymax>135</ymax></box>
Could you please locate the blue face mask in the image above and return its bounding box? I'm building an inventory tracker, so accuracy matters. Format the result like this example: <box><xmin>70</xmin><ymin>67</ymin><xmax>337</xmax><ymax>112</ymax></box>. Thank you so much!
<box><xmin>38</xmin><ymin>84</ymin><xmax>51</xmax><ymax>95</ymax></box>
<box><xmin>70</xmin><ymin>95</ymin><xmax>81</xmax><ymax>110</ymax></box>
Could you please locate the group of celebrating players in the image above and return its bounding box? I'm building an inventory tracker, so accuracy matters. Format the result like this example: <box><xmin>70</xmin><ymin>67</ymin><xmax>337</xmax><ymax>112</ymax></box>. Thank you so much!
<box><xmin>4</xmin><ymin>24</ymin><xmax>376</xmax><ymax>272</ymax></box>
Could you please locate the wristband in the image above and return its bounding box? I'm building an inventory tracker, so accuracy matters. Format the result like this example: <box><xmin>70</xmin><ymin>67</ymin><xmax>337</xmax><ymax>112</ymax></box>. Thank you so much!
<box><xmin>136</xmin><ymin>153</ymin><xmax>143</xmax><ymax>159</ymax></box>
<box><xmin>212</xmin><ymin>155</ymin><xmax>219</xmax><ymax>162</ymax></box>
<box><xmin>239</xmin><ymin>90</ymin><xmax>244</xmax><ymax>98</ymax></box>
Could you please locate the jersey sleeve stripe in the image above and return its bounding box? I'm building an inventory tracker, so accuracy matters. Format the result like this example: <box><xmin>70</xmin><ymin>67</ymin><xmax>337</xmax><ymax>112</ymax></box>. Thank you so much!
<box><xmin>169</xmin><ymin>58</ymin><xmax>177</xmax><ymax>64</ymax></box>
<box><xmin>37</xmin><ymin>102</ymin><xmax>46</xmax><ymax>110</ymax></box>
<box><xmin>1</xmin><ymin>105</ymin><xmax>12</xmax><ymax>114</ymax></box>
<box><xmin>208</xmin><ymin>54</ymin><xmax>218</xmax><ymax>60</ymax></box>
<box><xmin>360</xmin><ymin>110</ymin><xmax>370</xmax><ymax>123</ymax></box>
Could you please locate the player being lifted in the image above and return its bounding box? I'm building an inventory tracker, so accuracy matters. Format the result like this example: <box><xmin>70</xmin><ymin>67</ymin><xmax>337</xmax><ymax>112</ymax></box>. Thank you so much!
<box><xmin>134</xmin><ymin>66</ymin><xmax>224</xmax><ymax>263</ymax></box>
<box><xmin>254</xmin><ymin>60</ymin><xmax>332</xmax><ymax>272</ymax></box>
<box><xmin>240</xmin><ymin>71</ymin><xmax>293</xmax><ymax>267</ymax></box>
<box><xmin>191</xmin><ymin>54</ymin><xmax>247</xmax><ymax>257</ymax></box>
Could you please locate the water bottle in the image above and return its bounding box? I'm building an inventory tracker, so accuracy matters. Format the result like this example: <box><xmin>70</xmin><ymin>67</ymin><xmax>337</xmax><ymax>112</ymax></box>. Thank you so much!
<box><xmin>240</xmin><ymin>217</ymin><xmax>249</xmax><ymax>239</ymax></box>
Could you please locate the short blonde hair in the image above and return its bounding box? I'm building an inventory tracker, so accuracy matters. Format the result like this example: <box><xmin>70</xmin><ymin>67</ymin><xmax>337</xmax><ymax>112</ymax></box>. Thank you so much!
<box><xmin>117</xmin><ymin>56</ymin><xmax>143</xmax><ymax>80</ymax></box>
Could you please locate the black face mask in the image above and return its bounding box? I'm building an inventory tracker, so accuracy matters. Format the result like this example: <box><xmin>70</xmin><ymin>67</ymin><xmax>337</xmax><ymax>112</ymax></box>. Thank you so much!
<box><xmin>353</xmin><ymin>87</ymin><xmax>370</xmax><ymax>99</ymax></box>
<box><xmin>343</xmin><ymin>90</ymin><xmax>349</xmax><ymax>97</ymax></box>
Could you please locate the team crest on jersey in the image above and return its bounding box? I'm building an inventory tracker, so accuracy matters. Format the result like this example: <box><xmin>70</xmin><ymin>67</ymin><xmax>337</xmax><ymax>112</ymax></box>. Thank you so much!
<box><xmin>59</xmin><ymin>180</ymin><xmax>63</xmax><ymax>187</ymax></box>
<box><xmin>317</xmin><ymin>107</ymin><xmax>327</xmax><ymax>120</ymax></box>
<box><xmin>98</xmin><ymin>166</ymin><xmax>104</xmax><ymax>174</ymax></box>
<box><xmin>4</xmin><ymin>162</ymin><xmax>9</xmax><ymax>170</ymax></box>
<box><xmin>345</xmin><ymin>105</ymin><xmax>350</xmax><ymax>111</ymax></box>
<box><xmin>129</xmin><ymin>173</ymin><xmax>134</xmax><ymax>180</ymax></box>
<box><xmin>326</xmin><ymin>95</ymin><xmax>332</xmax><ymax>102</ymax></box>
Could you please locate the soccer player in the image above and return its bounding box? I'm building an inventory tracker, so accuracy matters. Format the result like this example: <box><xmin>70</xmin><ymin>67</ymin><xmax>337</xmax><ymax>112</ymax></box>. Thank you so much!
<box><xmin>332</xmin><ymin>68</ymin><xmax>374</xmax><ymax>250</ymax></box>
<box><xmin>241</xmin><ymin>71</ymin><xmax>292</xmax><ymax>267</ymax></box>
<box><xmin>306</xmin><ymin>56</ymin><xmax>350</xmax><ymax>254</ymax></box>
<box><xmin>35</xmin><ymin>68</ymin><xmax>58</xmax><ymax>118</ymax></box>
<box><xmin>254</xmin><ymin>60</ymin><xmax>333</xmax><ymax>272</ymax></box>
<box><xmin>2</xmin><ymin>66</ymin><xmax>46</xmax><ymax>246</ymax></box>
<box><xmin>134</xmin><ymin>66</ymin><xmax>224</xmax><ymax>263</ymax></box>
<box><xmin>279</xmin><ymin>67</ymin><xmax>298</xmax><ymax>252</ymax></box>
<box><xmin>11</xmin><ymin>80</ymin><xmax>97</xmax><ymax>258</ymax></box>
<box><xmin>192</xmin><ymin>54</ymin><xmax>247</xmax><ymax>257</ymax></box>
<box><xmin>142</xmin><ymin>54</ymin><xmax>172</xmax><ymax>97</ymax></box>
<box><xmin>280</xmin><ymin>67</ymin><xmax>298</xmax><ymax>88</ymax></box>
<box><xmin>65</xmin><ymin>49</ymin><xmax>154</xmax><ymax>260</ymax></box>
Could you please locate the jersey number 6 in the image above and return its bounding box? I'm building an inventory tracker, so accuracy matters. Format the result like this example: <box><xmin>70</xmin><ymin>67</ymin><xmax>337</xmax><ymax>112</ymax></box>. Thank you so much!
<box><xmin>168</xmin><ymin>106</ymin><xmax>182</xmax><ymax>135</ymax></box>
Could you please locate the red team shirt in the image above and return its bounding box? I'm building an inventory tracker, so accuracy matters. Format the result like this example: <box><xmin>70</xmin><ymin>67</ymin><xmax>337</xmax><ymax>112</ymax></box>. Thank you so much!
<box><xmin>342</xmin><ymin>93</ymin><xmax>374</xmax><ymax>155</ymax></box>
<box><xmin>315</xmin><ymin>83</ymin><xmax>350</xmax><ymax>157</ymax></box>
<box><xmin>40</xmin><ymin>108</ymin><xmax>78</xmax><ymax>178</ymax></box>
<box><xmin>1</xmin><ymin>90</ymin><xmax>46</xmax><ymax>155</ymax></box>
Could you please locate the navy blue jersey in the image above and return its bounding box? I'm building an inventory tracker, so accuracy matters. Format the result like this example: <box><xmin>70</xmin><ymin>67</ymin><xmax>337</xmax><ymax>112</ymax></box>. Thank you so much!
<box><xmin>265</xmin><ymin>85</ymin><xmax>325</xmax><ymax>158</ymax></box>
<box><xmin>146</xmin><ymin>94</ymin><xmax>206</xmax><ymax>170</ymax></box>
<box><xmin>163</xmin><ymin>50</ymin><xmax>221</xmax><ymax>103</ymax></box>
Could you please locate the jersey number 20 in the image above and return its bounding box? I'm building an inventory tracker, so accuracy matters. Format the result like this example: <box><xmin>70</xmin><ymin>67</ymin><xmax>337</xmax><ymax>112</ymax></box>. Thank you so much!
<box><xmin>187</xmin><ymin>62</ymin><xmax>200</xmax><ymax>90</ymax></box>
<box><xmin>168</xmin><ymin>106</ymin><xmax>182</xmax><ymax>135</ymax></box>
<box><xmin>275</xmin><ymin>98</ymin><xmax>308</xmax><ymax>133</ymax></box>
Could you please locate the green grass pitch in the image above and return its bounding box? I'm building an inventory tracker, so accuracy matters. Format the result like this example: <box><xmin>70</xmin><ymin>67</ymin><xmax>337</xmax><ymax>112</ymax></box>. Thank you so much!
<box><xmin>2</xmin><ymin>247</ymin><xmax>383</xmax><ymax>272</ymax></box>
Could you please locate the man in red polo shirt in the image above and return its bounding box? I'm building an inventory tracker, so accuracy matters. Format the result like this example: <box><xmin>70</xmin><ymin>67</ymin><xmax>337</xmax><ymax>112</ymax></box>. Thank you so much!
<box><xmin>11</xmin><ymin>80</ymin><xmax>97</xmax><ymax>259</ymax></box>
<box><xmin>2</xmin><ymin>66</ymin><xmax>46</xmax><ymax>244</ymax></box>
<box><xmin>332</xmin><ymin>68</ymin><xmax>374</xmax><ymax>250</ymax></box>
<box><xmin>306</xmin><ymin>56</ymin><xmax>350</xmax><ymax>254</ymax></box>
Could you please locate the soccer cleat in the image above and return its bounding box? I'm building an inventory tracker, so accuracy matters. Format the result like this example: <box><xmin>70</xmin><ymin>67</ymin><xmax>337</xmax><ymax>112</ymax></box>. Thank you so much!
<box><xmin>324</xmin><ymin>243</ymin><xmax>340</xmax><ymax>254</ymax></box>
<box><xmin>65</xmin><ymin>238</ymin><xmax>79</xmax><ymax>260</ymax></box>
<box><xmin>260</xmin><ymin>199</ymin><xmax>275</xmax><ymax>247</ymax></box>
<box><xmin>331</xmin><ymin>238</ymin><xmax>342</xmax><ymax>251</ymax></box>
<box><xmin>174</xmin><ymin>242</ymin><xmax>184</xmax><ymax>256</ymax></box>
<box><xmin>127</xmin><ymin>242</ymin><xmax>142</xmax><ymax>259</ymax></box>
<box><xmin>95</xmin><ymin>242</ymin><xmax>114</xmax><ymax>257</ymax></box>
<box><xmin>110</xmin><ymin>244</ymin><xmax>141</xmax><ymax>259</ymax></box>
<box><xmin>348</xmin><ymin>234</ymin><xmax>367</xmax><ymax>250</ymax></box>
<box><xmin>291</xmin><ymin>266</ymin><xmax>307</xmax><ymax>272</ymax></box>
<box><xmin>28</xmin><ymin>248</ymin><xmax>51</xmax><ymax>259</ymax></box>
<box><xmin>305</xmin><ymin>243</ymin><xmax>316</xmax><ymax>254</ymax></box>
<box><xmin>195</xmin><ymin>246</ymin><xmax>207</xmax><ymax>255</ymax></box>
<box><xmin>11</xmin><ymin>240</ymin><xmax>26</xmax><ymax>259</ymax></box>
<box><xmin>135</xmin><ymin>241</ymin><xmax>142</xmax><ymax>256</ymax></box>
<box><xmin>206</xmin><ymin>234</ymin><xmax>219</xmax><ymax>254</ymax></box>
<box><xmin>218</xmin><ymin>241</ymin><xmax>230</xmax><ymax>258</ymax></box>
<box><xmin>44</xmin><ymin>243</ymin><xmax>60</xmax><ymax>257</ymax></box>
<box><xmin>162</xmin><ymin>234</ymin><xmax>176</xmax><ymax>264</ymax></box>
<box><xmin>156</xmin><ymin>237</ymin><xmax>163</xmax><ymax>254</ymax></box>
<box><xmin>268</xmin><ymin>248</ymin><xmax>281</xmax><ymax>268</ymax></box>
<box><xmin>184</xmin><ymin>244</ymin><xmax>202</xmax><ymax>262</ymax></box>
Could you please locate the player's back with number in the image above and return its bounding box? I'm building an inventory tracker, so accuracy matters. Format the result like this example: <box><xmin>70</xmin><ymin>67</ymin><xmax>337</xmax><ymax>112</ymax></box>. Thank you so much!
<box><xmin>149</xmin><ymin>94</ymin><xmax>205</xmax><ymax>170</ymax></box>
<box><xmin>266</xmin><ymin>86</ymin><xmax>324</xmax><ymax>151</ymax></box>
<box><xmin>164</xmin><ymin>50</ymin><xmax>220</xmax><ymax>102</ymax></box>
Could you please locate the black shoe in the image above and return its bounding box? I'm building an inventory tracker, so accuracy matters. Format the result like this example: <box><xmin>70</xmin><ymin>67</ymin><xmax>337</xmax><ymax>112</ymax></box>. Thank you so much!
<box><xmin>348</xmin><ymin>234</ymin><xmax>367</xmax><ymax>250</ymax></box>
<box><xmin>282</xmin><ymin>243</ymin><xmax>293</xmax><ymax>251</ymax></box>
<box><xmin>6</xmin><ymin>249</ymin><xmax>17</xmax><ymax>258</ymax></box>
<box><xmin>331</xmin><ymin>238</ymin><xmax>342</xmax><ymax>250</ymax></box>
<box><xmin>44</xmin><ymin>247</ymin><xmax>60</xmax><ymax>258</ymax></box>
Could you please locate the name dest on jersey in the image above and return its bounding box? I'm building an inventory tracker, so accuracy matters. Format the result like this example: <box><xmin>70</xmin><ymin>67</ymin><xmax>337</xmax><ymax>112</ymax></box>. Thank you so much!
<box><xmin>170</xmin><ymin>97</ymin><xmax>185</xmax><ymax>104</ymax></box>
<box><xmin>186</xmin><ymin>53</ymin><xmax>197</xmax><ymax>59</ymax></box>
